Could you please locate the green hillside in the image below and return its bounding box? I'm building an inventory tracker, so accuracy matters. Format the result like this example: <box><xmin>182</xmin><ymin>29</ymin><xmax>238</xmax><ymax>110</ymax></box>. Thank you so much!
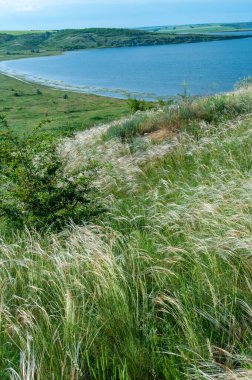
<box><xmin>0</xmin><ymin>27</ymin><xmax>250</xmax><ymax>59</ymax></box>
<box><xmin>0</xmin><ymin>71</ymin><xmax>252</xmax><ymax>377</ymax></box>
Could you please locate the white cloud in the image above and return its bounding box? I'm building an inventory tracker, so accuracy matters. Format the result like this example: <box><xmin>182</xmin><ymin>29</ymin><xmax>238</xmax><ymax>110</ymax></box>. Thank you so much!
<box><xmin>0</xmin><ymin>0</ymin><xmax>42</xmax><ymax>11</ymax></box>
<box><xmin>0</xmin><ymin>0</ymin><xmax>83</xmax><ymax>12</ymax></box>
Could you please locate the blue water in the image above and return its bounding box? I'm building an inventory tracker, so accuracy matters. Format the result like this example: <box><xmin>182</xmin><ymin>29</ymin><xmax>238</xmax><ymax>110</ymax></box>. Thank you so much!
<box><xmin>0</xmin><ymin>35</ymin><xmax>252</xmax><ymax>99</ymax></box>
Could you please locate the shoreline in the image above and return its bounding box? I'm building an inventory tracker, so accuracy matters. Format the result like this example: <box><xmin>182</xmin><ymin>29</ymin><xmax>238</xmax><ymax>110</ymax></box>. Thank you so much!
<box><xmin>0</xmin><ymin>67</ymin><xmax>237</xmax><ymax>102</ymax></box>
<box><xmin>0</xmin><ymin>68</ymin><xmax>160</xmax><ymax>100</ymax></box>
<box><xmin>0</xmin><ymin>66</ymin><xmax>223</xmax><ymax>101</ymax></box>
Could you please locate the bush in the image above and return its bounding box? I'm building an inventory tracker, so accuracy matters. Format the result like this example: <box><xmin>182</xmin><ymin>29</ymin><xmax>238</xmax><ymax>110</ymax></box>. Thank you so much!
<box><xmin>0</xmin><ymin>116</ymin><xmax>101</xmax><ymax>230</ymax></box>
<box><xmin>36</xmin><ymin>88</ymin><xmax>42</xmax><ymax>95</ymax></box>
<box><xmin>127</xmin><ymin>97</ymin><xmax>152</xmax><ymax>113</ymax></box>
<box><xmin>13</xmin><ymin>91</ymin><xmax>23</xmax><ymax>97</ymax></box>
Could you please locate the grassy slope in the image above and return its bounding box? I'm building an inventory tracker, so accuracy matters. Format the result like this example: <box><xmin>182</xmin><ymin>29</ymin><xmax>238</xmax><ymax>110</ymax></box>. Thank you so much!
<box><xmin>0</xmin><ymin>28</ymin><xmax>249</xmax><ymax>59</ymax></box>
<box><xmin>0</xmin><ymin>88</ymin><xmax>252</xmax><ymax>379</ymax></box>
<box><xmin>0</xmin><ymin>73</ymin><xmax>128</xmax><ymax>137</ymax></box>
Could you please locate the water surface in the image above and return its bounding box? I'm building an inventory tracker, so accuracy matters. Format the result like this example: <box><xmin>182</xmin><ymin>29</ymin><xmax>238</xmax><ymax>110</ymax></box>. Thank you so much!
<box><xmin>0</xmin><ymin>35</ymin><xmax>251</xmax><ymax>99</ymax></box>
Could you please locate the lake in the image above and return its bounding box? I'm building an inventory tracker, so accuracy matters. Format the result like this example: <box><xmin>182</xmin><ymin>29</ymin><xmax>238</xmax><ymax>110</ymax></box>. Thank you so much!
<box><xmin>0</xmin><ymin>35</ymin><xmax>252</xmax><ymax>99</ymax></box>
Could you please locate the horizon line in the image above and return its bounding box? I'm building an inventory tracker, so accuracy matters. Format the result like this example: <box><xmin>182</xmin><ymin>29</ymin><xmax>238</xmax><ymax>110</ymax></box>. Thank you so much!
<box><xmin>0</xmin><ymin>20</ymin><xmax>252</xmax><ymax>32</ymax></box>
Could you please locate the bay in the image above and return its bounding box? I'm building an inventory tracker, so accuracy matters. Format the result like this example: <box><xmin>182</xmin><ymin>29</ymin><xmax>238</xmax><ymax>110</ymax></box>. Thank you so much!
<box><xmin>0</xmin><ymin>34</ymin><xmax>252</xmax><ymax>99</ymax></box>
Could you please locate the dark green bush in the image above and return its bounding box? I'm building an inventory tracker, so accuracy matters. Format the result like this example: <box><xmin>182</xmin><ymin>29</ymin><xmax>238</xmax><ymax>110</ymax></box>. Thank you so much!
<box><xmin>0</xmin><ymin>116</ymin><xmax>101</xmax><ymax>230</ymax></box>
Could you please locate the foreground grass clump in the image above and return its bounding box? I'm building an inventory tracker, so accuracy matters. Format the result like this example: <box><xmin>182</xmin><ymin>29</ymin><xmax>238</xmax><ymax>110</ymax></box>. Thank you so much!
<box><xmin>105</xmin><ymin>89</ymin><xmax>252</xmax><ymax>141</ymax></box>
<box><xmin>0</xmin><ymin>89</ymin><xmax>252</xmax><ymax>379</ymax></box>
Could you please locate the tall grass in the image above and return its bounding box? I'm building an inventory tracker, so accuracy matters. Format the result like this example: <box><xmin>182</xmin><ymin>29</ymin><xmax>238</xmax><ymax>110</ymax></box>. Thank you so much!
<box><xmin>105</xmin><ymin>89</ymin><xmax>252</xmax><ymax>142</ymax></box>
<box><xmin>0</xmin><ymin>89</ymin><xmax>252</xmax><ymax>379</ymax></box>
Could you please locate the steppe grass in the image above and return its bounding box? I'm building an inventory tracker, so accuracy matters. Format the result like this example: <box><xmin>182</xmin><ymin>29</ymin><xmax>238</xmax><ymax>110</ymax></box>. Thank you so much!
<box><xmin>0</xmin><ymin>88</ymin><xmax>252</xmax><ymax>379</ymax></box>
<box><xmin>105</xmin><ymin>90</ymin><xmax>252</xmax><ymax>141</ymax></box>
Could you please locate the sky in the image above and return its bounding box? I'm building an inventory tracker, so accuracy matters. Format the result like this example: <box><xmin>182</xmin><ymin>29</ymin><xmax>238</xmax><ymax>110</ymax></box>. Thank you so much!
<box><xmin>0</xmin><ymin>0</ymin><xmax>251</xmax><ymax>30</ymax></box>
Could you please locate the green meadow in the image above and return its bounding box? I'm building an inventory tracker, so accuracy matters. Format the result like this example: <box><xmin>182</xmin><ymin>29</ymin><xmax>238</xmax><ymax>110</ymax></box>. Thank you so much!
<box><xmin>0</xmin><ymin>73</ymin><xmax>128</xmax><ymax>137</ymax></box>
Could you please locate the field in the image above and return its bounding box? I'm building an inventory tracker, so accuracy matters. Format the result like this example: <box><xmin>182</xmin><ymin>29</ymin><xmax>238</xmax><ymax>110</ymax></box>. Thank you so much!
<box><xmin>139</xmin><ymin>21</ymin><xmax>252</xmax><ymax>34</ymax></box>
<box><xmin>0</xmin><ymin>65</ymin><xmax>252</xmax><ymax>378</ymax></box>
<box><xmin>0</xmin><ymin>73</ymin><xmax>128</xmax><ymax>137</ymax></box>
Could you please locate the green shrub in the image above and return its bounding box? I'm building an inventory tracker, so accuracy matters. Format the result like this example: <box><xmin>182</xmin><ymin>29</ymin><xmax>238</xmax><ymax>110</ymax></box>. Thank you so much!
<box><xmin>13</xmin><ymin>91</ymin><xmax>23</xmax><ymax>97</ymax></box>
<box><xmin>0</xmin><ymin>116</ymin><xmax>101</xmax><ymax>230</ymax></box>
<box><xmin>127</xmin><ymin>97</ymin><xmax>152</xmax><ymax>113</ymax></box>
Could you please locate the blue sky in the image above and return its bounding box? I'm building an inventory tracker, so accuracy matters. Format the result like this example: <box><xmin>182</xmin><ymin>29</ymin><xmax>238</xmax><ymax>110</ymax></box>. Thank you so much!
<box><xmin>0</xmin><ymin>0</ymin><xmax>251</xmax><ymax>30</ymax></box>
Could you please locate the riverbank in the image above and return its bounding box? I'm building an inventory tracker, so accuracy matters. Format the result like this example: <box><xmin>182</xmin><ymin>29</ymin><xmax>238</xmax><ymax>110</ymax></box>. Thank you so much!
<box><xmin>0</xmin><ymin>68</ymin><xmax>141</xmax><ymax>100</ymax></box>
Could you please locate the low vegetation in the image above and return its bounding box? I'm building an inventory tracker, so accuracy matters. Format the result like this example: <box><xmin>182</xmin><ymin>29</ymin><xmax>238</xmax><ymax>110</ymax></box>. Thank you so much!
<box><xmin>105</xmin><ymin>89</ymin><xmax>252</xmax><ymax>141</ymax></box>
<box><xmin>0</xmin><ymin>73</ymin><xmax>128</xmax><ymax>137</ymax></box>
<box><xmin>0</xmin><ymin>78</ymin><xmax>251</xmax><ymax>379</ymax></box>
